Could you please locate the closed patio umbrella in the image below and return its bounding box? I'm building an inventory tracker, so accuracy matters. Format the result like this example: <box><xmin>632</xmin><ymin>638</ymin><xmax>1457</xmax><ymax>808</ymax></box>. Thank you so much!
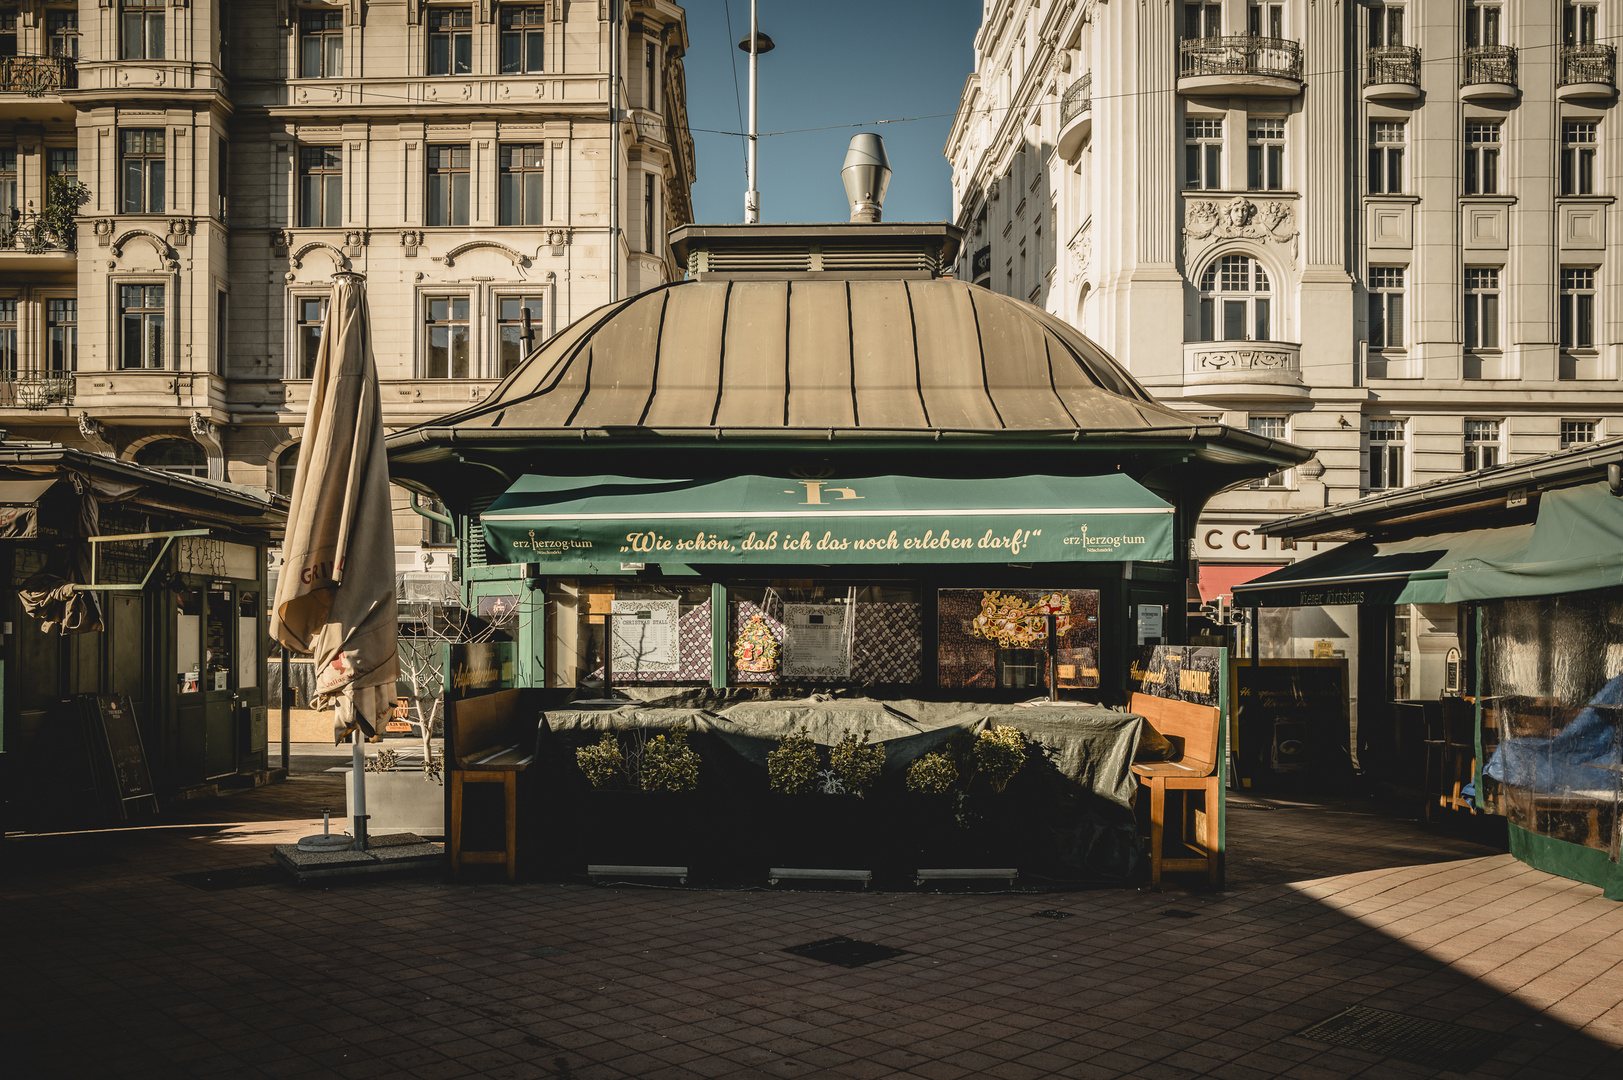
<box><xmin>271</xmin><ymin>271</ymin><xmax>399</xmax><ymax>848</ymax></box>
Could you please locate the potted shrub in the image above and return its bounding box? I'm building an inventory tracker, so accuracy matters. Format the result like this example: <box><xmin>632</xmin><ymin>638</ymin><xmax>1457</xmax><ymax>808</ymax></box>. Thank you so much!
<box><xmin>575</xmin><ymin>726</ymin><xmax>701</xmax><ymax>868</ymax></box>
<box><xmin>766</xmin><ymin>727</ymin><xmax>885</xmax><ymax>872</ymax></box>
<box><xmin>900</xmin><ymin>726</ymin><xmax>1029</xmax><ymax>870</ymax></box>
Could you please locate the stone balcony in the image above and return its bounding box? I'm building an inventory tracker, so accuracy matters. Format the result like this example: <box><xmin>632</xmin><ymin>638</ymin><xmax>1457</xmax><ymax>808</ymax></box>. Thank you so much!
<box><xmin>1178</xmin><ymin>36</ymin><xmax>1303</xmax><ymax>97</ymax></box>
<box><xmin>1183</xmin><ymin>340</ymin><xmax>1307</xmax><ymax>402</ymax></box>
<box><xmin>1364</xmin><ymin>46</ymin><xmax>1422</xmax><ymax>101</ymax></box>
<box><xmin>1557</xmin><ymin>44</ymin><xmax>1617</xmax><ymax>101</ymax></box>
<box><xmin>1056</xmin><ymin>74</ymin><xmax>1091</xmax><ymax>161</ymax></box>
<box><xmin>1460</xmin><ymin>45</ymin><xmax>1518</xmax><ymax>101</ymax></box>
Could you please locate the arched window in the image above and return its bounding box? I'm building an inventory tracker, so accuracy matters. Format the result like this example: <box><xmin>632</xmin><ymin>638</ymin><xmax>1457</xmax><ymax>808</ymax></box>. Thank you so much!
<box><xmin>1198</xmin><ymin>255</ymin><xmax>1272</xmax><ymax>342</ymax></box>
<box><xmin>135</xmin><ymin>438</ymin><xmax>208</xmax><ymax>477</ymax></box>
<box><xmin>276</xmin><ymin>444</ymin><xmax>299</xmax><ymax>496</ymax></box>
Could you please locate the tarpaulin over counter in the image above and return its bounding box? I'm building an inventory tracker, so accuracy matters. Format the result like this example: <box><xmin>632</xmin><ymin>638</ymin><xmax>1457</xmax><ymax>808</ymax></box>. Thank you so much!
<box><xmin>482</xmin><ymin>473</ymin><xmax>1175</xmax><ymax>566</ymax></box>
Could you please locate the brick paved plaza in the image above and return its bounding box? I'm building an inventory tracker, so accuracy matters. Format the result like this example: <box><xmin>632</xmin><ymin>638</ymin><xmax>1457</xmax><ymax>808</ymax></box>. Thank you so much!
<box><xmin>3</xmin><ymin>765</ymin><xmax>1620</xmax><ymax>1080</ymax></box>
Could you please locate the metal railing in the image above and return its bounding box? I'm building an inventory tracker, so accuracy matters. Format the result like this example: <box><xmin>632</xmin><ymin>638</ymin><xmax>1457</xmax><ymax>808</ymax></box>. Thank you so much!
<box><xmin>1179</xmin><ymin>36</ymin><xmax>1303</xmax><ymax>82</ymax></box>
<box><xmin>1462</xmin><ymin>44</ymin><xmax>1517</xmax><ymax>88</ymax></box>
<box><xmin>0</xmin><ymin>54</ymin><xmax>77</xmax><ymax>96</ymax></box>
<box><xmin>1365</xmin><ymin>45</ymin><xmax>1422</xmax><ymax>89</ymax></box>
<box><xmin>0</xmin><ymin>209</ymin><xmax>77</xmax><ymax>253</ymax></box>
<box><xmin>1061</xmin><ymin>73</ymin><xmax>1091</xmax><ymax>126</ymax></box>
<box><xmin>1558</xmin><ymin>44</ymin><xmax>1616</xmax><ymax>88</ymax></box>
<box><xmin>0</xmin><ymin>373</ymin><xmax>75</xmax><ymax>410</ymax></box>
<box><xmin>971</xmin><ymin>244</ymin><xmax>991</xmax><ymax>280</ymax></box>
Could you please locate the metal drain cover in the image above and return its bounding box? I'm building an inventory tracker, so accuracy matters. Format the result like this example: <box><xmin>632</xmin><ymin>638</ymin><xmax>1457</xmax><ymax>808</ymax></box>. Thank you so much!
<box><xmin>1297</xmin><ymin>1005</ymin><xmax>1512</xmax><ymax>1070</ymax></box>
<box><xmin>784</xmin><ymin>936</ymin><xmax>905</xmax><ymax>968</ymax></box>
<box><xmin>1032</xmin><ymin>909</ymin><xmax>1073</xmax><ymax>920</ymax></box>
<box><xmin>170</xmin><ymin>865</ymin><xmax>288</xmax><ymax>891</ymax></box>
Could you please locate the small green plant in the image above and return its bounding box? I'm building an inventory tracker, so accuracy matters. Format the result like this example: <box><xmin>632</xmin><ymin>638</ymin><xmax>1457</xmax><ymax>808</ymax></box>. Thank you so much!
<box><xmin>767</xmin><ymin>726</ymin><xmax>819</xmax><ymax>795</ymax></box>
<box><xmin>974</xmin><ymin>726</ymin><xmax>1027</xmax><ymax>793</ymax></box>
<box><xmin>905</xmin><ymin>751</ymin><xmax>958</xmax><ymax>795</ymax></box>
<box><xmin>639</xmin><ymin>728</ymin><xmax>700</xmax><ymax>793</ymax></box>
<box><xmin>576</xmin><ymin>733</ymin><xmax>628</xmax><ymax>790</ymax></box>
<box><xmin>830</xmin><ymin>728</ymin><xmax>885</xmax><ymax>798</ymax></box>
<box><xmin>19</xmin><ymin>176</ymin><xmax>90</xmax><ymax>254</ymax></box>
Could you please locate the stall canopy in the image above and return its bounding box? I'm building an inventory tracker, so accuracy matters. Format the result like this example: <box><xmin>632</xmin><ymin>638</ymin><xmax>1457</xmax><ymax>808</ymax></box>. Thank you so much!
<box><xmin>1446</xmin><ymin>481</ymin><xmax>1623</xmax><ymax>602</ymax></box>
<box><xmin>482</xmin><ymin>473</ymin><xmax>1175</xmax><ymax>566</ymax></box>
<box><xmin>1232</xmin><ymin>525</ymin><xmax>1534</xmax><ymax>608</ymax></box>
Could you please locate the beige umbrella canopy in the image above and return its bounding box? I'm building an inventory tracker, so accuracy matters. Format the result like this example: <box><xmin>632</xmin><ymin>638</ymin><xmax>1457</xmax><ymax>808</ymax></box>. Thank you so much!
<box><xmin>271</xmin><ymin>272</ymin><xmax>399</xmax><ymax>745</ymax></box>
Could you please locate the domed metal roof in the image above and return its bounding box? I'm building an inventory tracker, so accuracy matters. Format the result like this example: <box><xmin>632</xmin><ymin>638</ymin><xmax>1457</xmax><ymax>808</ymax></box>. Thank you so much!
<box><xmin>411</xmin><ymin>277</ymin><xmax>1201</xmax><ymax>436</ymax></box>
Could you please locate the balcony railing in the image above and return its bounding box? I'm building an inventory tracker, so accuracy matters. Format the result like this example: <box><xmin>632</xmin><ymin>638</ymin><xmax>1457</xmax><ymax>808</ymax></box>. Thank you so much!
<box><xmin>0</xmin><ymin>54</ymin><xmax>77</xmax><ymax>96</ymax></box>
<box><xmin>1061</xmin><ymin>73</ymin><xmax>1091</xmax><ymax>127</ymax></box>
<box><xmin>1179</xmin><ymin>36</ymin><xmax>1303</xmax><ymax>82</ymax></box>
<box><xmin>1558</xmin><ymin>44</ymin><xmax>1616</xmax><ymax>88</ymax></box>
<box><xmin>0</xmin><ymin>373</ymin><xmax>75</xmax><ymax>411</ymax></box>
<box><xmin>1365</xmin><ymin>45</ymin><xmax>1421</xmax><ymax>89</ymax></box>
<box><xmin>1462</xmin><ymin>44</ymin><xmax>1517</xmax><ymax>88</ymax></box>
<box><xmin>971</xmin><ymin>244</ymin><xmax>991</xmax><ymax>280</ymax></box>
<box><xmin>0</xmin><ymin>210</ymin><xmax>77</xmax><ymax>254</ymax></box>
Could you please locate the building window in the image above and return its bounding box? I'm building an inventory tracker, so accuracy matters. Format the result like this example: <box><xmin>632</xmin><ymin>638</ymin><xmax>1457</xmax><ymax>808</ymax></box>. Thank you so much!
<box><xmin>214</xmin><ymin>289</ymin><xmax>227</xmax><ymax>373</ymax></box>
<box><xmin>1465</xmin><ymin>1</ymin><xmax>1502</xmax><ymax>46</ymax></box>
<box><xmin>47</xmin><ymin>146</ymin><xmax>76</xmax><ymax>188</ymax></box>
<box><xmin>1184</xmin><ymin>118</ymin><xmax>1223</xmax><ymax>190</ymax></box>
<box><xmin>1561</xmin><ymin>122</ymin><xmax>1597</xmax><ymax>196</ymax></box>
<box><xmin>1560</xmin><ymin>268</ymin><xmax>1596</xmax><ymax>350</ymax></box>
<box><xmin>120</xmin><ymin>129</ymin><xmax>166</xmax><ymax>214</ymax></box>
<box><xmin>500</xmin><ymin>5</ymin><xmax>545</xmax><ymax>73</ymax></box>
<box><xmin>1246</xmin><ymin>118</ymin><xmax>1284</xmax><ymax>191</ymax></box>
<box><xmin>645</xmin><ymin>42</ymin><xmax>658</xmax><ymax>109</ymax></box>
<box><xmin>428</xmin><ymin>7</ymin><xmax>472</xmax><ymax>76</ymax></box>
<box><xmin>299</xmin><ymin>8</ymin><xmax>343</xmax><ymax>78</ymax></box>
<box><xmin>1368</xmin><ymin>266</ymin><xmax>1405</xmax><ymax>349</ymax></box>
<box><xmin>1464</xmin><ymin>268</ymin><xmax>1500</xmax><ymax>350</ymax></box>
<box><xmin>1464</xmin><ymin>121</ymin><xmax>1500</xmax><ymax>195</ymax></box>
<box><xmin>644</xmin><ymin>173</ymin><xmax>658</xmax><ymax>253</ymax></box>
<box><xmin>0</xmin><ymin>8</ymin><xmax>15</xmax><ymax>59</ymax></box>
<box><xmin>1465</xmin><ymin>419</ymin><xmax>1500</xmax><ymax>471</ymax></box>
<box><xmin>498</xmin><ymin>145</ymin><xmax>544</xmax><ymax>226</ymax></box>
<box><xmin>1369</xmin><ymin>418</ymin><xmax>1406</xmax><ymax>491</ymax></box>
<box><xmin>47</xmin><ymin>8</ymin><xmax>79</xmax><ymax>58</ymax></box>
<box><xmin>276</xmin><ymin>445</ymin><xmax>300</xmax><ymax>496</ymax></box>
<box><xmin>1249</xmin><ymin>416</ymin><xmax>1289</xmax><ymax>488</ymax></box>
<box><xmin>295</xmin><ymin>296</ymin><xmax>325</xmax><ymax>378</ymax></box>
<box><xmin>1248</xmin><ymin>3</ymin><xmax>1283</xmax><ymax>38</ymax></box>
<box><xmin>1199</xmin><ymin>254</ymin><xmax>1271</xmax><ymax>342</ymax></box>
<box><xmin>496</xmin><ymin>295</ymin><xmax>543</xmax><ymax>378</ymax></box>
<box><xmin>136</xmin><ymin>439</ymin><xmax>207</xmax><ymax>477</ymax></box>
<box><xmin>1564</xmin><ymin>2</ymin><xmax>1599</xmax><ymax>46</ymax></box>
<box><xmin>426</xmin><ymin>145</ymin><xmax>470</xmax><ymax>227</ymax></box>
<box><xmin>0</xmin><ymin>148</ymin><xmax>15</xmax><ymax>229</ymax></box>
<box><xmin>217</xmin><ymin>137</ymin><xmax>228</xmax><ymax>220</ymax></box>
<box><xmin>1370</xmin><ymin>2</ymin><xmax>1405</xmax><ymax>46</ymax></box>
<box><xmin>46</xmin><ymin>298</ymin><xmax>76</xmax><ymax>375</ymax></box>
<box><xmin>1560</xmin><ymin>419</ymin><xmax>1597</xmax><ymax>448</ymax></box>
<box><xmin>298</xmin><ymin>147</ymin><xmax>342</xmax><ymax>228</ymax></box>
<box><xmin>1369</xmin><ymin>121</ymin><xmax>1405</xmax><ymax>194</ymax></box>
<box><xmin>424</xmin><ymin>296</ymin><xmax>470</xmax><ymax>379</ymax></box>
<box><xmin>0</xmin><ymin>298</ymin><xmax>15</xmax><ymax>378</ymax></box>
<box><xmin>119</xmin><ymin>284</ymin><xmax>165</xmax><ymax>369</ymax></box>
<box><xmin>1184</xmin><ymin>2</ymin><xmax>1221</xmax><ymax>38</ymax></box>
<box><xmin>120</xmin><ymin>0</ymin><xmax>165</xmax><ymax>60</ymax></box>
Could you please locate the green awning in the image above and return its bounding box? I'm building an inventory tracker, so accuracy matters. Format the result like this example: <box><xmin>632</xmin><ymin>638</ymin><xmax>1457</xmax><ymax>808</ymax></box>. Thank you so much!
<box><xmin>1446</xmin><ymin>482</ymin><xmax>1623</xmax><ymax>602</ymax></box>
<box><xmin>482</xmin><ymin>473</ymin><xmax>1174</xmax><ymax>566</ymax></box>
<box><xmin>1232</xmin><ymin>525</ymin><xmax>1535</xmax><ymax>608</ymax></box>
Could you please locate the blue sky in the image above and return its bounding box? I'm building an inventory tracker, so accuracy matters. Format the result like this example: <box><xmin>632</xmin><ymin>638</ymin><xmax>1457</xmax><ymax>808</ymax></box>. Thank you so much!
<box><xmin>678</xmin><ymin>1</ymin><xmax>983</xmax><ymax>225</ymax></box>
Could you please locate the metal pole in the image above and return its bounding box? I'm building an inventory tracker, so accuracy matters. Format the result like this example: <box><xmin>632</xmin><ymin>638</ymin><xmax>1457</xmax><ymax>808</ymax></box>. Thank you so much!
<box><xmin>745</xmin><ymin>0</ymin><xmax>760</xmax><ymax>223</ymax></box>
<box><xmin>608</xmin><ymin>0</ymin><xmax>620</xmax><ymax>300</ymax></box>
<box><xmin>351</xmin><ymin>730</ymin><xmax>369</xmax><ymax>851</ymax></box>
<box><xmin>1046</xmin><ymin>612</ymin><xmax>1059</xmax><ymax>702</ymax></box>
<box><xmin>280</xmin><ymin>643</ymin><xmax>291</xmax><ymax>772</ymax></box>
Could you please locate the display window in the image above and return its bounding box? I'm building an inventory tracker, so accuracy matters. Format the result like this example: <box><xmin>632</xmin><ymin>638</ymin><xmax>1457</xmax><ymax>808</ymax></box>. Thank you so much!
<box><xmin>936</xmin><ymin>588</ymin><xmax>1100</xmax><ymax>691</ymax></box>
<box><xmin>726</xmin><ymin>583</ymin><xmax>922</xmax><ymax>687</ymax></box>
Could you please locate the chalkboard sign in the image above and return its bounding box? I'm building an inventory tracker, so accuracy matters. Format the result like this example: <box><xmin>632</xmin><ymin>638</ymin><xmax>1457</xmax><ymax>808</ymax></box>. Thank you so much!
<box><xmin>1234</xmin><ymin>661</ymin><xmax>1352</xmax><ymax>787</ymax></box>
<box><xmin>79</xmin><ymin>694</ymin><xmax>158</xmax><ymax>819</ymax></box>
<box><xmin>1129</xmin><ymin>645</ymin><xmax>1225</xmax><ymax>708</ymax></box>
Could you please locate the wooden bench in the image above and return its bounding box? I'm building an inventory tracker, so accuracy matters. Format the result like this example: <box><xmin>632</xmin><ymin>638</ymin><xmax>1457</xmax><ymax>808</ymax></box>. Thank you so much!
<box><xmin>1130</xmin><ymin>691</ymin><xmax>1222</xmax><ymax>887</ymax></box>
<box><xmin>446</xmin><ymin>688</ymin><xmax>540</xmax><ymax>882</ymax></box>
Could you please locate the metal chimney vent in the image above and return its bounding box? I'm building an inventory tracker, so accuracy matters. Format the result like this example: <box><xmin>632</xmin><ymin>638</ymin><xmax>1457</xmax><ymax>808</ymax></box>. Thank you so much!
<box><xmin>842</xmin><ymin>134</ymin><xmax>892</xmax><ymax>223</ymax></box>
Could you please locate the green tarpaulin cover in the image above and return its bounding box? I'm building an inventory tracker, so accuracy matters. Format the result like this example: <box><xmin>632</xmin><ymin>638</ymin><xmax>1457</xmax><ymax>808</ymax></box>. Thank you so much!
<box><xmin>1447</xmin><ymin>482</ymin><xmax>1623</xmax><ymax>601</ymax></box>
<box><xmin>482</xmin><ymin>473</ymin><xmax>1174</xmax><ymax>566</ymax></box>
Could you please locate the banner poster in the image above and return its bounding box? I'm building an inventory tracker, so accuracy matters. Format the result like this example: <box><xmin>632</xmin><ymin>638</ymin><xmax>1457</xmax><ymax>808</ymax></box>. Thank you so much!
<box><xmin>782</xmin><ymin>603</ymin><xmax>852</xmax><ymax>679</ymax></box>
<box><xmin>446</xmin><ymin>641</ymin><xmax>516</xmax><ymax>700</ymax></box>
<box><xmin>611</xmin><ymin>599</ymin><xmax>680</xmax><ymax>675</ymax></box>
<box><xmin>1129</xmin><ymin>645</ymin><xmax>1224</xmax><ymax>708</ymax></box>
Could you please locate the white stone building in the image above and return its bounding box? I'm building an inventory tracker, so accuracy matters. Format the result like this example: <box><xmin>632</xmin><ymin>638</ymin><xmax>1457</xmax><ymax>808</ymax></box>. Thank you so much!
<box><xmin>0</xmin><ymin>0</ymin><xmax>694</xmax><ymax>584</ymax></box>
<box><xmin>948</xmin><ymin>0</ymin><xmax>1623</xmax><ymax>678</ymax></box>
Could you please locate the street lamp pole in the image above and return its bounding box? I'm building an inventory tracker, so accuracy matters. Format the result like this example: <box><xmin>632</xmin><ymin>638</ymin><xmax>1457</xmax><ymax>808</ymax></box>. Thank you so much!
<box><xmin>746</xmin><ymin>0</ymin><xmax>760</xmax><ymax>223</ymax></box>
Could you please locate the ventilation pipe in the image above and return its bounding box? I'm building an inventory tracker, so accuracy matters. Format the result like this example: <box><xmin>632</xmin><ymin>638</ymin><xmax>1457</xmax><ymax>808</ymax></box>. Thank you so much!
<box><xmin>842</xmin><ymin>133</ymin><xmax>892</xmax><ymax>223</ymax></box>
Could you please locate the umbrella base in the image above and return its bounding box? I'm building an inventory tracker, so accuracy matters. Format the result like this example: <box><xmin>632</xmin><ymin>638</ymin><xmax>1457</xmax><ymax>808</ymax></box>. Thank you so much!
<box><xmin>274</xmin><ymin>833</ymin><xmax>442</xmax><ymax>883</ymax></box>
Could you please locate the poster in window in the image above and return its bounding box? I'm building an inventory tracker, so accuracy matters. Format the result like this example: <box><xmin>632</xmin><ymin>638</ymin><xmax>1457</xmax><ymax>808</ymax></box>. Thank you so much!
<box><xmin>937</xmin><ymin>588</ymin><xmax>1101</xmax><ymax>690</ymax></box>
<box><xmin>782</xmin><ymin>603</ymin><xmax>851</xmax><ymax>679</ymax></box>
<box><xmin>610</xmin><ymin>598</ymin><xmax>679</xmax><ymax>675</ymax></box>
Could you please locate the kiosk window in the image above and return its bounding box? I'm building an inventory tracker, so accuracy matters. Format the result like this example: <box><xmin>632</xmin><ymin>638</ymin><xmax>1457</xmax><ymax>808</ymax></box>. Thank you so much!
<box><xmin>177</xmin><ymin>588</ymin><xmax>201</xmax><ymax>693</ymax></box>
<box><xmin>937</xmin><ymin>588</ymin><xmax>1101</xmax><ymax>691</ymax></box>
<box><xmin>206</xmin><ymin>586</ymin><xmax>232</xmax><ymax>693</ymax></box>
<box><xmin>238</xmin><ymin>592</ymin><xmax>259</xmax><ymax>690</ymax></box>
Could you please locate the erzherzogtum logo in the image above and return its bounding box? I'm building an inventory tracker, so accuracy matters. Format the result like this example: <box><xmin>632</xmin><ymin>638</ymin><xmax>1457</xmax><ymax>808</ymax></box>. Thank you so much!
<box><xmin>1064</xmin><ymin>525</ymin><xmax>1146</xmax><ymax>550</ymax></box>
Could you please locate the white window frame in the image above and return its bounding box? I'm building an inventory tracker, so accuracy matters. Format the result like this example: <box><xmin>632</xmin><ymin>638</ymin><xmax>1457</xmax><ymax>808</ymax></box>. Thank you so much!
<box><xmin>1369</xmin><ymin>121</ymin><xmax>1406</xmax><ymax>194</ymax></box>
<box><xmin>1464</xmin><ymin>121</ymin><xmax>1501</xmax><ymax>195</ymax></box>
<box><xmin>1561</xmin><ymin>121</ymin><xmax>1598</xmax><ymax>197</ymax></box>
<box><xmin>1185</xmin><ymin>117</ymin><xmax>1224</xmax><ymax>190</ymax></box>
<box><xmin>1370</xmin><ymin>1</ymin><xmax>1406</xmax><ymax>47</ymax></box>
<box><xmin>491</xmin><ymin>290</ymin><xmax>547</xmax><ymax>380</ymax></box>
<box><xmin>1198</xmin><ymin>254</ymin><xmax>1273</xmax><ymax>342</ymax></box>
<box><xmin>1368</xmin><ymin>417</ymin><xmax>1407</xmax><ymax>491</ymax></box>
<box><xmin>1560</xmin><ymin>267</ymin><xmax>1597</xmax><ymax>352</ymax></box>
<box><xmin>297</xmin><ymin>7</ymin><xmax>344</xmax><ymax>79</ymax></box>
<box><xmin>1248</xmin><ymin>415</ymin><xmax>1290</xmax><ymax>488</ymax></box>
<box><xmin>1465</xmin><ymin>1</ymin><xmax>1503</xmax><ymax>47</ymax></box>
<box><xmin>1246</xmin><ymin>117</ymin><xmax>1285</xmax><ymax>192</ymax></box>
<box><xmin>286</xmin><ymin>289</ymin><xmax>331</xmax><ymax>380</ymax></box>
<box><xmin>1368</xmin><ymin>265</ymin><xmax>1406</xmax><ymax>350</ymax></box>
<box><xmin>420</xmin><ymin>290</ymin><xmax>475</xmax><ymax>380</ymax></box>
<box><xmin>1560</xmin><ymin>419</ymin><xmax>1597</xmax><ymax>448</ymax></box>
<box><xmin>43</xmin><ymin>291</ymin><xmax>77</xmax><ymax>376</ymax></box>
<box><xmin>113</xmin><ymin>278</ymin><xmax>174</xmax><ymax>371</ymax></box>
<box><xmin>1464</xmin><ymin>267</ymin><xmax>1501</xmax><ymax>351</ymax></box>
<box><xmin>1464</xmin><ymin>419</ymin><xmax>1501</xmax><ymax>471</ymax></box>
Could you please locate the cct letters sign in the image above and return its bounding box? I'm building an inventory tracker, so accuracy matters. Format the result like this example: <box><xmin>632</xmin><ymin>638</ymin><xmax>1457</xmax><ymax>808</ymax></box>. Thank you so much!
<box><xmin>1197</xmin><ymin>523</ymin><xmax>1333</xmax><ymax>562</ymax></box>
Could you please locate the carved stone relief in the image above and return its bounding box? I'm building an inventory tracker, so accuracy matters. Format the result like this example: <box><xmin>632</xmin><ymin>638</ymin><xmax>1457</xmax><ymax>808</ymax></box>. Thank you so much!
<box><xmin>1183</xmin><ymin>197</ymin><xmax>1298</xmax><ymax>257</ymax></box>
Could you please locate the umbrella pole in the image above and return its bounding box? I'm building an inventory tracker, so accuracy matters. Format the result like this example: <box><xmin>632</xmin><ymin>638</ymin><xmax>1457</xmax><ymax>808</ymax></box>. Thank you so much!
<box><xmin>352</xmin><ymin>730</ymin><xmax>369</xmax><ymax>851</ymax></box>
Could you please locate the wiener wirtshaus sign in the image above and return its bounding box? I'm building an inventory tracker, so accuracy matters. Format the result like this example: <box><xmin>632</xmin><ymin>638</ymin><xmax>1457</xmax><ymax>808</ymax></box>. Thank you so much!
<box><xmin>481</xmin><ymin>474</ymin><xmax>1175</xmax><ymax>566</ymax></box>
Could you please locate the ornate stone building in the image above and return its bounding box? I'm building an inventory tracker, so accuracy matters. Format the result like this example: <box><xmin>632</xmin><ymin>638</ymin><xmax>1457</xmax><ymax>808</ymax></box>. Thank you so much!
<box><xmin>948</xmin><ymin>0</ymin><xmax>1623</xmax><ymax>680</ymax></box>
<box><xmin>0</xmin><ymin>0</ymin><xmax>694</xmax><ymax>582</ymax></box>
